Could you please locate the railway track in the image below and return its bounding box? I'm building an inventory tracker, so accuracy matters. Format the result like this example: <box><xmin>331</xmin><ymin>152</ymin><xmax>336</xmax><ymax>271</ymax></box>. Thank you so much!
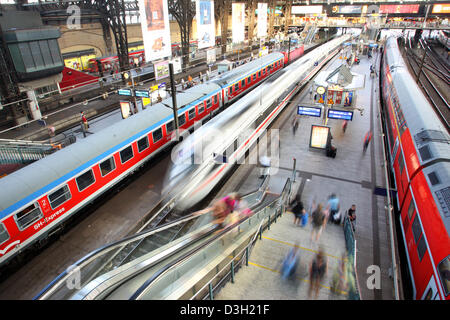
<box><xmin>403</xmin><ymin>38</ymin><xmax>450</xmax><ymax>130</ymax></box>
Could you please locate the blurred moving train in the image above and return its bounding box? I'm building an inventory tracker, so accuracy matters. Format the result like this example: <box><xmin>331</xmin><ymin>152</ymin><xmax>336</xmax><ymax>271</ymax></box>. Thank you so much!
<box><xmin>437</xmin><ymin>30</ymin><xmax>450</xmax><ymax>50</ymax></box>
<box><xmin>380</xmin><ymin>37</ymin><xmax>450</xmax><ymax>300</ymax></box>
<box><xmin>0</xmin><ymin>46</ymin><xmax>304</xmax><ymax>268</ymax></box>
<box><xmin>163</xmin><ymin>35</ymin><xmax>350</xmax><ymax>210</ymax></box>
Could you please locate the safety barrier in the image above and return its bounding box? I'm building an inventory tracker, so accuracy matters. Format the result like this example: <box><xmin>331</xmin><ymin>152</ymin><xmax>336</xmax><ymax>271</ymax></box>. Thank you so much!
<box><xmin>343</xmin><ymin>215</ymin><xmax>361</xmax><ymax>300</ymax></box>
<box><xmin>0</xmin><ymin>145</ymin><xmax>55</xmax><ymax>165</ymax></box>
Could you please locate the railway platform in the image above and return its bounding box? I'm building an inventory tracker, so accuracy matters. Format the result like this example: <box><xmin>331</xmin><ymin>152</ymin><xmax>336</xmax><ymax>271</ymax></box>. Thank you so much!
<box><xmin>214</xmin><ymin>51</ymin><xmax>398</xmax><ymax>300</ymax></box>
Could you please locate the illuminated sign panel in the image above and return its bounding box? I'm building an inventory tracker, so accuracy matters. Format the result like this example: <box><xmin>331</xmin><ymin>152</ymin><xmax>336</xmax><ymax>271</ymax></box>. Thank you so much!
<box><xmin>432</xmin><ymin>4</ymin><xmax>450</xmax><ymax>14</ymax></box>
<box><xmin>291</xmin><ymin>6</ymin><xmax>323</xmax><ymax>14</ymax></box>
<box><xmin>310</xmin><ymin>125</ymin><xmax>330</xmax><ymax>150</ymax></box>
<box><xmin>135</xmin><ymin>90</ymin><xmax>150</xmax><ymax>98</ymax></box>
<box><xmin>379</xmin><ymin>5</ymin><xmax>419</xmax><ymax>14</ymax></box>
<box><xmin>327</xmin><ymin>109</ymin><xmax>354</xmax><ymax>121</ymax></box>
<box><xmin>120</xmin><ymin>101</ymin><xmax>131</xmax><ymax>119</ymax></box>
<box><xmin>298</xmin><ymin>106</ymin><xmax>322</xmax><ymax>117</ymax></box>
<box><xmin>118</xmin><ymin>88</ymin><xmax>133</xmax><ymax>96</ymax></box>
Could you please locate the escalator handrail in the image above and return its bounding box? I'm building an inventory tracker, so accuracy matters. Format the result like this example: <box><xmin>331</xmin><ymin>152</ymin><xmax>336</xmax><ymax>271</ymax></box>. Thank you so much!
<box><xmin>129</xmin><ymin>180</ymin><xmax>290</xmax><ymax>300</ymax></box>
<box><xmin>71</xmin><ymin>183</ymin><xmax>275</xmax><ymax>300</ymax></box>
<box><xmin>33</xmin><ymin>212</ymin><xmax>201</xmax><ymax>300</ymax></box>
<box><xmin>34</xmin><ymin>176</ymin><xmax>271</xmax><ymax>300</ymax></box>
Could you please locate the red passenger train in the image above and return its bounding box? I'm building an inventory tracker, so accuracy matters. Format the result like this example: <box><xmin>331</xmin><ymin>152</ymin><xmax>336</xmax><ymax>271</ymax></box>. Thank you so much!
<box><xmin>0</xmin><ymin>50</ymin><xmax>299</xmax><ymax>268</ymax></box>
<box><xmin>380</xmin><ymin>37</ymin><xmax>450</xmax><ymax>300</ymax></box>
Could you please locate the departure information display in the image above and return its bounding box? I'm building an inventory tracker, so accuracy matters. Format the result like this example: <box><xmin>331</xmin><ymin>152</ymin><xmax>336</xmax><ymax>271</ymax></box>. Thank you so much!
<box><xmin>297</xmin><ymin>106</ymin><xmax>322</xmax><ymax>117</ymax></box>
<box><xmin>327</xmin><ymin>109</ymin><xmax>353</xmax><ymax>121</ymax></box>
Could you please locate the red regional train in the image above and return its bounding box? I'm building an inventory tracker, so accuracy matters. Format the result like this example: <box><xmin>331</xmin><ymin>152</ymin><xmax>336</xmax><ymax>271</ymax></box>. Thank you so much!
<box><xmin>380</xmin><ymin>37</ymin><xmax>450</xmax><ymax>300</ymax></box>
<box><xmin>0</xmin><ymin>47</ymin><xmax>308</xmax><ymax>268</ymax></box>
<box><xmin>88</xmin><ymin>50</ymin><xmax>146</xmax><ymax>73</ymax></box>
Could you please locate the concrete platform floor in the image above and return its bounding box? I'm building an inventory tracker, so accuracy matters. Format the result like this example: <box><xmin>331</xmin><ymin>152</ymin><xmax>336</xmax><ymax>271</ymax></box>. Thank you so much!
<box><xmin>215</xmin><ymin>51</ymin><xmax>396</xmax><ymax>300</ymax></box>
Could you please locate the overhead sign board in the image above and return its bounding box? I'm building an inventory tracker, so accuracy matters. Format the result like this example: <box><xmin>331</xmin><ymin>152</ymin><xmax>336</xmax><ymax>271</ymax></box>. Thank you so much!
<box><xmin>135</xmin><ymin>89</ymin><xmax>150</xmax><ymax>98</ymax></box>
<box><xmin>118</xmin><ymin>88</ymin><xmax>133</xmax><ymax>96</ymax></box>
<box><xmin>291</xmin><ymin>5</ymin><xmax>323</xmax><ymax>14</ymax></box>
<box><xmin>310</xmin><ymin>125</ymin><xmax>330</xmax><ymax>150</ymax></box>
<box><xmin>298</xmin><ymin>106</ymin><xmax>322</xmax><ymax>118</ymax></box>
<box><xmin>327</xmin><ymin>109</ymin><xmax>354</xmax><ymax>121</ymax></box>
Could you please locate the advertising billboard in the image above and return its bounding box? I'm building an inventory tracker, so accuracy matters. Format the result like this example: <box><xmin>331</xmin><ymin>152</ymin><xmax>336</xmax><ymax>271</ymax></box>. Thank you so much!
<box><xmin>154</xmin><ymin>60</ymin><xmax>169</xmax><ymax>80</ymax></box>
<box><xmin>232</xmin><ymin>3</ymin><xmax>246</xmax><ymax>43</ymax></box>
<box><xmin>257</xmin><ymin>3</ymin><xmax>268</xmax><ymax>38</ymax></box>
<box><xmin>196</xmin><ymin>0</ymin><xmax>215</xmax><ymax>49</ymax></box>
<box><xmin>139</xmin><ymin>0</ymin><xmax>172</xmax><ymax>62</ymax></box>
<box><xmin>310</xmin><ymin>125</ymin><xmax>330</xmax><ymax>150</ymax></box>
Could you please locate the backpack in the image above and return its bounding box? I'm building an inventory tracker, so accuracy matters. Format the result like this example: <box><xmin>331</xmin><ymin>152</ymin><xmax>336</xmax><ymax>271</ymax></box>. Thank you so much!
<box><xmin>312</xmin><ymin>209</ymin><xmax>324</xmax><ymax>226</ymax></box>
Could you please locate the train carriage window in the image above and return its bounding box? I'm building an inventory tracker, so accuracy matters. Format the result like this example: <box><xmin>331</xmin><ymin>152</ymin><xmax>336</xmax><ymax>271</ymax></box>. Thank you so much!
<box><xmin>247</xmin><ymin>77</ymin><xmax>251</xmax><ymax>84</ymax></box>
<box><xmin>234</xmin><ymin>83</ymin><xmax>239</xmax><ymax>91</ymax></box>
<box><xmin>100</xmin><ymin>157</ymin><xmax>116</xmax><ymax>176</ymax></box>
<box><xmin>206</xmin><ymin>99</ymin><xmax>212</xmax><ymax>109</ymax></box>
<box><xmin>120</xmin><ymin>146</ymin><xmax>134</xmax><ymax>164</ymax></box>
<box><xmin>252</xmin><ymin>74</ymin><xmax>256</xmax><ymax>81</ymax></box>
<box><xmin>166</xmin><ymin>121</ymin><xmax>174</xmax><ymax>133</ymax></box>
<box><xmin>188</xmin><ymin>108</ymin><xmax>196</xmax><ymax>120</ymax></box>
<box><xmin>228</xmin><ymin>87</ymin><xmax>232</xmax><ymax>95</ymax></box>
<box><xmin>0</xmin><ymin>223</ymin><xmax>10</xmax><ymax>246</ymax></box>
<box><xmin>411</xmin><ymin>214</ymin><xmax>422</xmax><ymax>244</ymax></box>
<box><xmin>417</xmin><ymin>236</ymin><xmax>427</xmax><ymax>261</ymax></box>
<box><xmin>198</xmin><ymin>104</ymin><xmax>205</xmax><ymax>114</ymax></box>
<box><xmin>48</xmin><ymin>185</ymin><xmax>71</xmax><ymax>209</ymax></box>
<box><xmin>438</xmin><ymin>256</ymin><xmax>450</xmax><ymax>296</ymax></box>
<box><xmin>178</xmin><ymin>114</ymin><xmax>186</xmax><ymax>126</ymax></box>
<box><xmin>14</xmin><ymin>203</ymin><xmax>43</xmax><ymax>231</ymax></box>
<box><xmin>241</xmin><ymin>79</ymin><xmax>245</xmax><ymax>87</ymax></box>
<box><xmin>216</xmin><ymin>93</ymin><xmax>220</xmax><ymax>103</ymax></box>
<box><xmin>213</xmin><ymin>95</ymin><xmax>217</xmax><ymax>105</ymax></box>
<box><xmin>152</xmin><ymin>128</ymin><xmax>163</xmax><ymax>143</ymax></box>
<box><xmin>137</xmin><ymin>136</ymin><xmax>149</xmax><ymax>152</ymax></box>
<box><xmin>76</xmin><ymin>169</ymin><xmax>95</xmax><ymax>191</ymax></box>
<box><xmin>408</xmin><ymin>201</ymin><xmax>415</xmax><ymax>220</ymax></box>
<box><xmin>258</xmin><ymin>71</ymin><xmax>261</xmax><ymax>78</ymax></box>
<box><xmin>398</xmin><ymin>151</ymin><xmax>405</xmax><ymax>174</ymax></box>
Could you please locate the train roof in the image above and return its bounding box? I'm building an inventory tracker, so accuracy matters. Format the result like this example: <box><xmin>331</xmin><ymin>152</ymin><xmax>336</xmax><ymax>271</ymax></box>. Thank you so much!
<box><xmin>212</xmin><ymin>52</ymin><xmax>285</xmax><ymax>87</ymax></box>
<box><xmin>0</xmin><ymin>102</ymin><xmax>174</xmax><ymax>216</ymax></box>
<box><xmin>385</xmin><ymin>37</ymin><xmax>450</xmax><ymax>235</ymax></box>
<box><xmin>161</xmin><ymin>82</ymin><xmax>221</xmax><ymax>109</ymax></box>
<box><xmin>384</xmin><ymin>37</ymin><xmax>450</xmax><ymax>163</ymax></box>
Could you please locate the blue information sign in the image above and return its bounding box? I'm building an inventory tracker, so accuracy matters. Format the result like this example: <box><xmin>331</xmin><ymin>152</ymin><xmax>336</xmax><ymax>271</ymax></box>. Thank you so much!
<box><xmin>297</xmin><ymin>106</ymin><xmax>322</xmax><ymax>117</ymax></box>
<box><xmin>135</xmin><ymin>90</ymin><xmax>150</xmax><ymax>98</ymax></box>
<box><xmin>118</xmin><ymin>88</ymin><xmax>133</xmax><ymax>96</ymax></box>
<box><xmin>327</xmin><ymin>109</ymin><xmax>354</xmax><ymax>121</ymax></box>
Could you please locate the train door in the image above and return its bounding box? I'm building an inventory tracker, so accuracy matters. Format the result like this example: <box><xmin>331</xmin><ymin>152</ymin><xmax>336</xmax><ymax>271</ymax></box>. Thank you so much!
<box><xmin>421</xmin><ymin>277</ymin><xmax>440</xmax><ymax>300</ymax></box>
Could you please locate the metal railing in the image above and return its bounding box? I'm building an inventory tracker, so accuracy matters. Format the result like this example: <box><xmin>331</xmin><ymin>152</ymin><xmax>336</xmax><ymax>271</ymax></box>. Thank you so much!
<box><xmin>130</xmin><ymin>178</ymin><xmax>292</xmax><ymax>300</ymax></box>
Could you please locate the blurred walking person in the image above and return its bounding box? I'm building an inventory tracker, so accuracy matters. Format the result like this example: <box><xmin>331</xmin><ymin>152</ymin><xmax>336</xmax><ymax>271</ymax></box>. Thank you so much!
<box><xmin>292</xmin><ymin>117</ymin><xmax>299</xmax><ymax>136</ymax></box>
<box><xmin>281</xmin><ymin>246</ymin><xmax>300</xmax><ymax>281</ymax></box>
<box><xmin>363</xmin><ymin>130</ymin><xmax>372</xmax><ymax>154</ymax></box>
<box><xmin>289</xmin><ymin>194</ymin><xmax>305</xmax><ymax>226</ymax></box>
<box><xmin>308</xmin><ymin>249</ymin><xmax>328</xmax><ymax>299</ymax></box>
<box><xmin>347</xmin><ymin>204</ymin><xmax>356</xmax><ymax>232</ymax></box>
<box><xmin>310</xmin><ymin>203</ymin><xmax>327</xmax><ymax>243</ymax></box>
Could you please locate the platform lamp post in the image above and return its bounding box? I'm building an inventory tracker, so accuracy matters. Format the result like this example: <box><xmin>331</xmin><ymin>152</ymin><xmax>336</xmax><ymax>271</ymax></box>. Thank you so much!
<box><xmin>169</xmin><ymin>62</ymin><xmax>180</xmax><ymax>141</ymax></box>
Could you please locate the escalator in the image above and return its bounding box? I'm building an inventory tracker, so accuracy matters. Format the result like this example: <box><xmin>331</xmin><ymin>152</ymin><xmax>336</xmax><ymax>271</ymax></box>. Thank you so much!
<box><xmin>35</xmin><ymin>173</ymin><xmax>294</xmax><ymax>300</ymax></box>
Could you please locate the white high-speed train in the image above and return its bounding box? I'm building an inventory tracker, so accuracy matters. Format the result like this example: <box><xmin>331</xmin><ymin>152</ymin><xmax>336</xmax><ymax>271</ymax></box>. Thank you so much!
<box><xmin>163</xmin><ymin>35</ymin><xmax>351</xmax><ymax>209</ymax></box>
